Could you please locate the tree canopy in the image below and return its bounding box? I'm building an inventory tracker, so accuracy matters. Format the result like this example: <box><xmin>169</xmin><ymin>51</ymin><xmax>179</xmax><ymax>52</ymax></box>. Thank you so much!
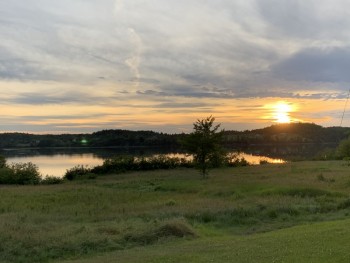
<box><xmin>183</xmin><ymin>116</ymin><xmax>225</xmax><ymax>178</ymax></box>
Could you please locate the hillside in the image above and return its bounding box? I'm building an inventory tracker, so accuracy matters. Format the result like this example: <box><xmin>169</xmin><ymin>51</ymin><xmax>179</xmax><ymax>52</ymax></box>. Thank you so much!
<box><xmin>224</xmin><ymin>123</ymin><xmax>350</xmax><ymax>145</ymax></box>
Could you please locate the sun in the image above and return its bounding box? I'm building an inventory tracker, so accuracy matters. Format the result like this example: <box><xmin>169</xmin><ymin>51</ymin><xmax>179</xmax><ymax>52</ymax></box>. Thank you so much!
<box><xmin>273</xmin><ymin>102</ymin><xmax>292</xmax><ymax>123</ymax></box>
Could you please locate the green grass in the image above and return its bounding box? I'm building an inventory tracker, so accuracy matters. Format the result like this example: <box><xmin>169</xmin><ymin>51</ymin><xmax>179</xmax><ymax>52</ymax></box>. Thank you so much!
<box><xmin>1</xmin><ymin>161</ymin><xmax>350</xmax><ymax>262</ymax></box>
<box><xmin>62</xmin><ymin>218</ymin><xmax>350</xmax><ymax>263</ymax></box>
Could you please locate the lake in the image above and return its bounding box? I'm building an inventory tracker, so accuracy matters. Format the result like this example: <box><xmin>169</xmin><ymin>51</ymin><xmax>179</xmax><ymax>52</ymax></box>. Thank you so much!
<box><xmin>1</xmin><ymin>147</ymin><xmax>286</xmax><ymax>177</ymax></box>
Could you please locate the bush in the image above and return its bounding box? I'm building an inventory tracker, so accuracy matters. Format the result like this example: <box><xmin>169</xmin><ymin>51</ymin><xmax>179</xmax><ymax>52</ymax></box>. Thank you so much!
<box><xmin>0</xmin><ymin>155</ymin><xmax>6</xmax><ymax>168</ymax></box>
<box><xmin>91</xmin><ymin>156</ymin><xmax>134</xmax><ymax>174</ymax></box>
<box><xmin>336</xmin><ymin>138</ymin><xmax>350</xmax><ymax>159</ymax></box>
<box><xmin>64</xmin><ymin>165</ymin><xmax>92</xmax><ymax>180</ymax></box>
<box><xmin>0</xmin><ymin>167</ymin><xmax>15</xmax><ymax>184</ymax></box>
<box><xmin>0</xmin><ymin>162</ymin><xmax>41</xmax><ymax>185</ymax></box>
<box><xmin>225</xmin><ymin>153</ymin><xmax>250</xmax><ymax>167</ymax></box>
<box><xmin>259</xmin><ymin>159</ymin><xmax>269</xmax><ymax>165</ymax></box>
<box><xmin>91</xmin><ymin>155</ymin><xmax>193</xmax><ymax>175</ymax></box>
<box><xmin>41</xmin><ymin>176</ymin><xmax>64</xmax><ymax>185</ymax></box>
<box><xmin>313</xmin><ymin>148</ymin><xmax>336</xmax><ymax>160</ymax></box>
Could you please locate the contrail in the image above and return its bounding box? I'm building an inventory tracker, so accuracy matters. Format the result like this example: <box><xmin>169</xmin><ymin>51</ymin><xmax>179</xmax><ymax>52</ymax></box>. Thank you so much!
<box><xmin>114</xmin><ymin>0</ymin><xmax>124</xmax><ymax>12</ymax></box>
<box><xmin>114</xmin><ymin>0</ymin><xmax>143</xmax><ymax>86</ymax></box>
<box><xmin>125</xmin><ymin>28</ymin><xmax>142</xmax><ymax>87</ymax></box>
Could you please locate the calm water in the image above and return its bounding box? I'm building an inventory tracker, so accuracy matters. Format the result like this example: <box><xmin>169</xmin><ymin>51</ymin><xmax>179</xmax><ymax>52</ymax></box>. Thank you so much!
<box><xmin>2</xmin><ymin>148</ymin><xmax>285</xmax><ymax>178</ymax></box>
<box><xmin>7</xmin><ymin>154</ymin><xmax>103</xmax><ymax>177</ymax></box>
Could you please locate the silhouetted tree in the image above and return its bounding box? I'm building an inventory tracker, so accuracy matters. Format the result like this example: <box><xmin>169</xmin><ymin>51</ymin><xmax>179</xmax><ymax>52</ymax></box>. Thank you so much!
<box><xmin>183</xmin><ymin>116</ymin><xmax>225</xmax><ymax>178</ymax></box>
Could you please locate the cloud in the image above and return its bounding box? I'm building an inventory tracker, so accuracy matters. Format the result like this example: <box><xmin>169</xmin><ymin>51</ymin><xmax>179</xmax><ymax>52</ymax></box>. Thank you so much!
<box><xmin>2</xmin><ymin>0</ymin><xmax>350</xmax><ymax>132</ymax></box>
<box><xmin>125</xmin><ymin>28</ymin><xmax>143</xmax><ymax>86</ymax></box>
<box><xmin>257</xmin><ymin>0</ymin><xmax>350</xmax><ymax>40</ymax></box>
<box><xmin>6</xmin><ymin>91</ymin><xmax>98</xmax><ymax>105</ymax></box>
<box><xmin>272</xmin><ymin>47</ymin><xmax>350</xmax><ymax>83</ymax></box>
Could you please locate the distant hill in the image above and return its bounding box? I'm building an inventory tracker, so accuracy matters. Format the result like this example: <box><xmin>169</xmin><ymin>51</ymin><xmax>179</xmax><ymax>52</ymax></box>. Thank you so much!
<box><xmin>1</xmin><ymin>123</ymin><xmax>350</xmax><ymax>149</ymax></box>
<box><xmin>224</xmin><ymin>123</ymin><xmax>350</xmax><ymax>145</ymax></box>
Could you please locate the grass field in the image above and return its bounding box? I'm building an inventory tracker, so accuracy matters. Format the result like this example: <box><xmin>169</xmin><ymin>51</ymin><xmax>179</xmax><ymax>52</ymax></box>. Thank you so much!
<box><xmin>1</xmin><ymin>161</ymin><xmax>350</xmax><ymax>262</ymax></box>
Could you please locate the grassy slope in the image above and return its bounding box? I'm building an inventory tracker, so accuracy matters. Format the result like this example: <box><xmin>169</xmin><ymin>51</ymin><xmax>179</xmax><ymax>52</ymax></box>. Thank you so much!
<box><xmin>64</xmin><ymin>219</ymin><xmax>350</xmax><ymax>263</ymax></box>
<box><xmin>1</xmin><ymin>161</ymin><xmax>350</xmax><ymax>262</ymax></box>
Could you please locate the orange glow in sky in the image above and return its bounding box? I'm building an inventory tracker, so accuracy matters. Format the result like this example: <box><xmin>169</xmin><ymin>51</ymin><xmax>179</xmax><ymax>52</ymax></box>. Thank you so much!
<box><xmin>1</xmin><ymin>1</ymin><xmax>350</xmax><ymax>133</ymax></box>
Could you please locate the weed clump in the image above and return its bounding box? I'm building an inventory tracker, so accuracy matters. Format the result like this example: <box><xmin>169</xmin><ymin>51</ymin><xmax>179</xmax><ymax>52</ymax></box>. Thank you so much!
<box><xmin>317</xmin><ymin>173</ymin><xmax>326</xmax><ymax>181</ymax></box>
<box><xmin>316</xmin><ymin>174</ymin><xmax>335</xmax><ymax>183</ymax></box>
<box><xmin>165</xmin><ymin>200</ymin><xmax>176</xmax><ymax>206</ymax></box>
<box><xmin>124</xmin><ymin>219</ymin><xmax>196</xmax><ymax>245</ymax></box>
<box><xmin>337</xmin><ymin>198</ymin><xmax>350</xmax><ymax>210</ymax></box>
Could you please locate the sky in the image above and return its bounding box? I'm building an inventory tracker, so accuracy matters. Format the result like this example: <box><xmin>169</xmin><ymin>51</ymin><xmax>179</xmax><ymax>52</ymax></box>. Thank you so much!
<box><xmin>1</xmin><ymin>0</ymin><xmax>350</xmax><ymax>134</ymax></box>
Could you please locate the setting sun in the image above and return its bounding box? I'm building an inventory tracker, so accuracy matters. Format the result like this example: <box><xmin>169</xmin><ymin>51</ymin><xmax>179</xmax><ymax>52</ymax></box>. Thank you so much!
<box><xmin>274</xmin><ymin>102</ymin><xmax>292</xmax><ymax>123</ymax></box>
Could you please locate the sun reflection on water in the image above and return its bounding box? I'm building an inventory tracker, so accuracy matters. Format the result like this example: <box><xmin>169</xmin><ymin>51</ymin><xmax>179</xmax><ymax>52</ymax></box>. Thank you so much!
<box><xmin>7</xmin><ymin>152</ymin><xmax>285</xmax><ymax>178</ymax></box>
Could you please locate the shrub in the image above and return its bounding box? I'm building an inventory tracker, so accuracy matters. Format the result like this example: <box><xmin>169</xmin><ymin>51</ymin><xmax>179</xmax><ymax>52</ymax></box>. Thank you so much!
<box><xmin>317</xmin><ymin>173</ymin><xmax>326</xmax><ymax>181</ymax></box>
<box><xmin>313</xmin><ymin>148</ymin><xmax>336</xmax><ymax>160</ymax></box>
<box><xmin>336</xmin><ymin>138</ymin><xmax>350</xmax><ymax>159</ymax></box>
<box><xmin>92</xmin><ymin>156</ymin><xmax>135</xmax><ymax>174</ymax></box>
<box><xmin>41</xmin><ymin>176</ymin><xmax>64</xmax><ymax>185</ymax></box>
<box><xmin>0</xmin><ymin>155</ymin><xmax>6</xmax><ymax>168</ymax></box>
<box><xmin>1</xmin><ymin>162</ymin><xmax>41</xmax><ymax>185</ymax></box>
<box><xmin>225</xmin><ymin>153</ymin><xmax>250</xmax><ymax>167</ymax></box>
<box><xmin>64</xmin><ymin>165</ymin><xmax>92</xmax><ymax>180</ymax></box>
<box><xmin>0</xmin><ymin>167</ymin><xmax>15</xmax><ymax>184</ymax></box>
<box><xmin>259</xmin><ymin>159</ymin><xmax>269</xmax><ymax>165</ymax></box>
<box><xmin>91</xmin><ymin>155</ymin><xmax>193</xmax><ymax>175</ymax></box>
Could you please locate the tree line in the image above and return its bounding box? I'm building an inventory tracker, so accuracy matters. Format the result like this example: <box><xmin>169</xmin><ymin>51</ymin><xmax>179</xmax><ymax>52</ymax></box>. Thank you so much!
<box><xmin>1</xmin><ymin>123</ymin><xmax>350</xmax><ymax>149</ymax></box>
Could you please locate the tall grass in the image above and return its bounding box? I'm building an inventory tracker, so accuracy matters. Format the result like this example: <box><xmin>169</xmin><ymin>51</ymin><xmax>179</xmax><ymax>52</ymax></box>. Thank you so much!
<box><xmin>1</xmin><ymin>161</ymin><xmax>350</xmax><ymax>262</ymax></box>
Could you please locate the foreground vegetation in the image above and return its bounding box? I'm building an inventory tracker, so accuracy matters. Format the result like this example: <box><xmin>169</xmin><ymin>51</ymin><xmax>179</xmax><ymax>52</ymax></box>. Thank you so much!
<box><xmin>1</xmin><ymin>161</ymin><xmax>350</xmax><ymax>262</ymax></box>
<box><xmin>0</xmin><ymin>156</ymin><xmax>62</xmax><ymax>185</ymax></box>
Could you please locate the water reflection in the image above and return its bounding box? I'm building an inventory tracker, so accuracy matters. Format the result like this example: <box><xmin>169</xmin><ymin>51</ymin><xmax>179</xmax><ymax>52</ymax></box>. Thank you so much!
<box><xmin>238</xmin><ymin>153</ymin><xmax>284</xmax><ymax>164</ymax></box>
<box><xmin>163</xmin><ymin>153</ymin><xmax>284</xmax><ymax>165</ymax></box>
<box><xmin>7</xmin><ymin>154</ymin><xmax>103</xmax><ymax>177</ymax></box>
<box><xmin>4</xmin><ymin>149</ymin><xmax>285</xmax><ymax>178</ymax></box>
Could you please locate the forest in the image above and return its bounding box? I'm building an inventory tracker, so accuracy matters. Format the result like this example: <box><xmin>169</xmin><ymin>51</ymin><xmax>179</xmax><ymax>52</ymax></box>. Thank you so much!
<box><xmin>1</xmin><ymin>123</ymin><xmax>350</xmax><ymax>149</ymax></box>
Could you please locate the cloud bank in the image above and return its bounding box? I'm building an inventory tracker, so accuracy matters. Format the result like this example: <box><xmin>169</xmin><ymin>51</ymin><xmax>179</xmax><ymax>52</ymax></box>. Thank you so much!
<box><xmin>1</xmin><ymin>0</ymin><xmax>350</xmax><ymax>132</ymax></box>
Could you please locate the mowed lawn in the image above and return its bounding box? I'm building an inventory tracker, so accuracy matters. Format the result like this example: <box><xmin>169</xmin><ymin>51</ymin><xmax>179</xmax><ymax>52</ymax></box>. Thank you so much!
<box><xmin>1</xmin><ymin>161</ymin><xmax>350</xmax><ymax>262</ymax></box>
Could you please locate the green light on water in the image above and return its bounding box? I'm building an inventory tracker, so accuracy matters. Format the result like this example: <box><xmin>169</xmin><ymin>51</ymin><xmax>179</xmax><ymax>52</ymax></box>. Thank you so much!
<box><xmin>81</xmin><ymin>139</ymin><xmax>88</xmax><ymax>145</ymax></box>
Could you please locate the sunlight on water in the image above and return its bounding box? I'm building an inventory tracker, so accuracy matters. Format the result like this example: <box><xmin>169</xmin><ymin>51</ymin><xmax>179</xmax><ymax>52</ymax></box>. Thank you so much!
<box><xmin>165</xmin><ymin>153</ymin><xmax>285</xmax><ymax>165</ymax></box>
<box><xmin>7</xmin><ymin>154</ymin><xmax>103</xmax><ymax>178</ymax></box>
<box><xmin>239</xmin><ymin>153</ymin><xmax>285</xmax><ymax>164</ymax></box>
<box><xmin>6</xmin><ymin>152</ymin><xmax>285</xmax><ymax>178</ymax></box>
